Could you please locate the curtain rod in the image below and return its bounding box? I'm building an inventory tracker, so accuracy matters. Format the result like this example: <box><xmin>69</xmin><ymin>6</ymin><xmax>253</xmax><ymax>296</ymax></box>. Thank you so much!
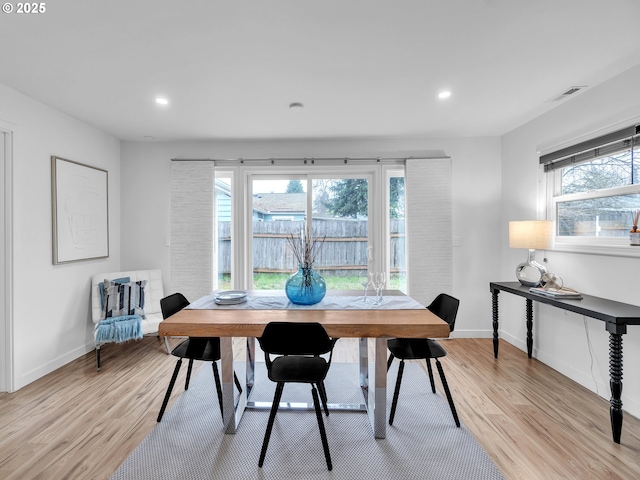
<box><xmin>170</xmin><ymin>156</ymin><xmax>445</xmax><ymax>163</ymax></box>
<box><xmin>172</xmin><ymin>157</ymin><xmax>396</xmax><ymax>162</ymax></box>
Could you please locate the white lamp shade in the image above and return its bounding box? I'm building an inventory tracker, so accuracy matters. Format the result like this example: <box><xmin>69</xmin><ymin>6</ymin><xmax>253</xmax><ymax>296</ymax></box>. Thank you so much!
<box><xmin>509</xmin><ymin>220</ymin><xmax>553</xmax><ymax>250</ymax></box>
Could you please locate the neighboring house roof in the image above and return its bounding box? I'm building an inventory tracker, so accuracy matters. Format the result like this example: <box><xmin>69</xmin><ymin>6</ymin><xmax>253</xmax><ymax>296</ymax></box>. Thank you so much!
<box><xmin>252</xmin><ymin>193</ymin><xmax>306</xmax><ymax>214</ymax></box>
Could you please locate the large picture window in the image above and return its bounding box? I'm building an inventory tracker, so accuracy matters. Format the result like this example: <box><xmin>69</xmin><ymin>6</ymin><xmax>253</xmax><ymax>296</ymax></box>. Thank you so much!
<box><xmin>544</xmin><ymin>124</ymin><xmax>640</xmax><ymax>250</ymax></box>
<box><xmin>247</xmin><ymin>175</ymin><xmax>373</xmax><ymax>290</ymax></box>
<box><xmin>208</xmin><ymin>160</ymin><xmax>408</xmax><ymax>293</ymax></box>
<box><xmin>170</xmin><ymin>157</ymin><xmax>451</xmax><ymax>305</ymax></box>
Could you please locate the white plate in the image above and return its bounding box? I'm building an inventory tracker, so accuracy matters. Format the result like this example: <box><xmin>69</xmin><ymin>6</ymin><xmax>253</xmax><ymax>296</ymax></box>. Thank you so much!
<box><xmin>215</xmin><ymin>290</ymin><xmax>247</xmax><ymax>301</ymax></box>
<box><xmin>214</xmin><ymin>297</ymin><xmax>247</xmax><ymax>305</ymax></box>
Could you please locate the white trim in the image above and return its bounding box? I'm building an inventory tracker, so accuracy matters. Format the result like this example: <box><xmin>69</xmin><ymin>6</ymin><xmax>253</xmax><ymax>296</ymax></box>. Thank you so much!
<box><xmin>554</xmin><ymin>183</ymin><xmax>640</xmax><ymax>203</ymax></box>
<box><xmin>448</xmin><ymin>329</ymin><xmax>496</xmax><ymax>339</ymax></box>
<box><xmin>213</xmin><ymin>170</ymin><xmax>236</xmax><ymax>290</ymax></box>
<box><xmin>498</xmin><ymin>329</ymin><xmax>640</xmax><ymax>415</ymax></box>
<box><xmin>242</xmin><ymin>169</ymin><xmax>255</xmax><ymax>289</ymax></box>
<box><xmin>551</xmin><ymin>242</ymin><xmax>640</xmax><ymax>258</ymax></box>
<box><xmin>544</xmin><ymin>151</ymin><xmax>640</xmax><ymax>257</ymax></box>
<box><xmin>17</xmin><ymin>343</ymin><xmax>94</xmax><ymax>390</ymax></box>
<box><xmin>0</xmin><ymin>125</ymin><xmax>14</xmax><ymax>392</ymax></box>
<box><xmin>382</xmin><ymin>165</ymin><xmax>405</xmax><ymax>288</ymax></box>
<box><xmin>239</xmin><ymin>164</ymin><xmax>392</xmax><ymax>289</ymax></box>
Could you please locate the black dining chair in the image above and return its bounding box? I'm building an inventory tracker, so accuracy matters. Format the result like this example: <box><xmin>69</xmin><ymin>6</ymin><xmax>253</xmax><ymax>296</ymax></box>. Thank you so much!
<box><xmin>156</xmin><ymin>292</ymin><xmax>242</xmax><ymax>422</ymax></box>
<box><xmin>257</xmin><ymin>322</ymin><xmax>338</xmax><ymax>471</ymax></box>
<box><xmin>386</xmin><ymin>293</ymin><xmax>460</xmax><ymax>427</ymax></box>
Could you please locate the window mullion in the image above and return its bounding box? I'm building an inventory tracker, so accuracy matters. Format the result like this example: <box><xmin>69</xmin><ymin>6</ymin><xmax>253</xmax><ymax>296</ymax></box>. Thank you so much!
<box><xmin>555</xmin><ymin>183</ymin><xmax>640</xmax><ymax>203</ymax></box>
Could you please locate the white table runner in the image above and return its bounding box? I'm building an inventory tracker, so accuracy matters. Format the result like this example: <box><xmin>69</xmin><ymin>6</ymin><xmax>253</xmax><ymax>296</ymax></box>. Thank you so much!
<box><xmin>188</xmin><ymin>292</ymin><xmax>425</xmax><ymax>310</ymax></box>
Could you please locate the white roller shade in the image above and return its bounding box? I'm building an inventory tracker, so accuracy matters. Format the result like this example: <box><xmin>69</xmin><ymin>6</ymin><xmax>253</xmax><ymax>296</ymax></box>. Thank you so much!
<box><xmin>170</xmin><ymin>160</ymin><xmax>215</xmax><ymax>302</ymax></box>
<box><xmin>405</xmin><ymin>158</ymin><xmax>452</xmax><ymax>307</ymax></box>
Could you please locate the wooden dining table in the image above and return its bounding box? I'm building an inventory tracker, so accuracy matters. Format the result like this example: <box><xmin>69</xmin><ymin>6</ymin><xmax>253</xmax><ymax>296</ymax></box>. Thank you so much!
<box><xmin>158</xmin><ymin>289</ymin><xmax>449</xmax><ymax>439</ymax></box>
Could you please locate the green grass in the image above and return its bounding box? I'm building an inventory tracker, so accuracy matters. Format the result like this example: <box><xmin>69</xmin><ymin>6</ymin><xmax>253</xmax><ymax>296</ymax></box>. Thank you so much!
<box><xmin>218</xmin><ymin>273</ymin><xmax>405</xmax><ymax>291</ymax></box>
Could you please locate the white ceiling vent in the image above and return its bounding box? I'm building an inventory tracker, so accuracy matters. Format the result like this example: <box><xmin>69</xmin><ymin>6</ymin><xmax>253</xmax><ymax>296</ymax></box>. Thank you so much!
<box><xmin>549</xmin><ymin>85</ymin><xmax>587</xmax><ymax>102</ymax></box>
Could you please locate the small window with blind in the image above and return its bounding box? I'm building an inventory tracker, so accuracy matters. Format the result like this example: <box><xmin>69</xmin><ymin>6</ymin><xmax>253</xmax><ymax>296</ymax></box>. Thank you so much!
<box><xmin>542</xmin><ymin>124</ymin><xmax>640</xmax><ymax>251</ymax></box>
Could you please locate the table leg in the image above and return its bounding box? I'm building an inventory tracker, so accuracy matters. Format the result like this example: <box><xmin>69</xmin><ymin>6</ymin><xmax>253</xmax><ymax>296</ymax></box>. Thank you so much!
<box><xmin>609</xmin><ymin>332</ymin><xmax>624</xmax><ymax>444</ymax></box>
<box><xmin>220</xmin><ymin>337</ymin><xmax>247</xmax><ymax>434</ymax></box>
<box><xmin>374</xmin><ymin>338</ymin><xmax>387</xmax><ymax>438</ymax></box>
<box><xmin>359</xmin><ymin>338</ymin><xmax>387</xmax><ymax>438</ymax></box>
<box><xmin>359</xmin><ymin>337</ymin><xmax>368</xmax><ymax>391</ymax></box>
<box><xmin>492</xmin><ymin>289</ymin><xmax>499</xmax><ymax>358</ymax></box>
<box><xmin>526</xmin><ymin>298</ymin><xmax>533</xmax><ymax>359</ymax></box>
<box><xmin>247</xmin><ymin>336</ymin><xmax>256</xmax><ymax>394</ymax></box>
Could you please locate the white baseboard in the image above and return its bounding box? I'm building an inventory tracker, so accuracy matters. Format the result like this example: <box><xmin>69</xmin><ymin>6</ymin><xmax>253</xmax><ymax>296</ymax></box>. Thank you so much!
<box><xmin>497</xmin><ymin>330</ymin><xmax>528</xmax><ymax>353</ymax></box>
<box><xmin>15</xmin><ymin>342</ymin><xmax>95</xmax><ymax>391</ymax></box>
<box><xmin>450</xmin><ymin>329</ymin><xmax>495</xmax><ymax>339</ymax></box>
<box><xmin>498</xmin><ymin>331</ymin><xmax>640</xmax><ymax>420</ymax></box>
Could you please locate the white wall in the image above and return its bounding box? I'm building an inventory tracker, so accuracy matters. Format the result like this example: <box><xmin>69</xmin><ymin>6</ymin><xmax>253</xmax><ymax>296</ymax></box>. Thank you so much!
<box><xmin>4</xmin><ymin>54</ymin><xmax>639</xmax><ymax>430</ymax></box>
<box><xmin>501</xmin><ymin>64</ymin><xmax>640</xmax><ymax>419</ymax></box>
<box><xmin>0</xmin><ymin>83</ymin><xmax>121</xmax><ymax>390</ymax></box>
<box><xmin>121</xmin><ymin>136</ymin><xmax>503</xmax><ymax>336</ymax></box>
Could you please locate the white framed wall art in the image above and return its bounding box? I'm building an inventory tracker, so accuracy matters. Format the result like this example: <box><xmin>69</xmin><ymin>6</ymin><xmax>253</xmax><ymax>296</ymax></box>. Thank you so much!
<box><xmin>51</xmin><ymin>156</ymin><xmax>109</xmax><ymax>264</ymax></box>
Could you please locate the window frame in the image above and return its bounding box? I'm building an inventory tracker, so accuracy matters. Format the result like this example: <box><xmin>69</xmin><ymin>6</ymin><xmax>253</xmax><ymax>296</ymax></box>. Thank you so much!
<box><xmin>213</xmin><ymin>169</ymin><xmax>236</xmax><ymax>290</ymax></box>
<box><xmin>384</xmin><ymin>166</ymin><xmax>406</xmax><ymax>292</ymax></box>
<box><xmin>546</xmin><ymin>157</ymin><xmax>640</xmax><ymax>258</ymax></box>
<box><xmin>223</xmin><ymin>161</ymin><xmax>403</xmax><ymax>290</ymax></box>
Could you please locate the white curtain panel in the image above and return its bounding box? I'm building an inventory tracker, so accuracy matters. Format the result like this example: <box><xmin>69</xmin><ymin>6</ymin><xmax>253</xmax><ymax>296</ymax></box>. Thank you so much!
<box><xmin>170</xmin><ymin>160</ymin><xmax>215</xmax><ymax>303</ymax></box>
<box><xmin>405</xmin><ymin>158</ymin><xmax>453</xmax><ymax>307</ymax></box>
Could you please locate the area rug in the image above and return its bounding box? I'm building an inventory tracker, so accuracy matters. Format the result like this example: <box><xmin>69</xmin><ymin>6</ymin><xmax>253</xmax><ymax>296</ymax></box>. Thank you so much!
<box><xmin>111</xmin><ymin>361</ymin><xmax>504</xmax><ymax>479</ymax></box>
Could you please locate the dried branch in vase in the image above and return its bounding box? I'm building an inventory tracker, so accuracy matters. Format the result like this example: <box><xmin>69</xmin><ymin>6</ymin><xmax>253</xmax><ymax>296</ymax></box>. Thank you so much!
<box><xmin>286</xmin><ymin>225</ymin><xmax>326</xmax><ymax>267</ymax></box>
<box><xmin>284</xmin><ymin>225</ymin><xmax>328</xmax><ymax>305</ymax></box>
<box><xmin>632</xmin><ymin>209</ymin><xmax>640</xmax><ymax>232</ymax></box>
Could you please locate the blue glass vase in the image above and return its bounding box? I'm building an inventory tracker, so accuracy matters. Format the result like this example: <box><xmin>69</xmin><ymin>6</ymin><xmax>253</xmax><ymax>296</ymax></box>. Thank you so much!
<box><xmin>285</xmin><ymin>264</ymin><xmax>326</xmax><ymax>305</ymax></box>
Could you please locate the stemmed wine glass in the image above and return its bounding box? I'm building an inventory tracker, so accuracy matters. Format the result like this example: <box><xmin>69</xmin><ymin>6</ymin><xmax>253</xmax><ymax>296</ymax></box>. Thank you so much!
<box><xmin>371</xmin><ymin>272</ymin><xmax>386</xmax><ymax>305</ymax></box>
<box><xmin>359</xmin><ymin>271</ymin><xmax>371</xmax><ymax>303</ymax></box>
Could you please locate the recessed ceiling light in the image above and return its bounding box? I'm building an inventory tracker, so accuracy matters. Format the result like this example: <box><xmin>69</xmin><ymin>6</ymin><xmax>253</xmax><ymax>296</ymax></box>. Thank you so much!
<box><xmin>155</xmin><ymin>97</ymin><xmax>169</xmax><ymax>105</ymax></box>
<box><xmin>289</xmin><ymin>102</ymin><xmax>304</xmax><ymax>110</ymax></box>
<box><xmin>438</xmin><ymin>91</ymin><xmax>451</xmax><ymax>99</ymax></box>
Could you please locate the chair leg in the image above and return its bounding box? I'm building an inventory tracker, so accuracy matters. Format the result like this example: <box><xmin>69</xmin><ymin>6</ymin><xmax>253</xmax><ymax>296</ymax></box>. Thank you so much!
<box><xmin>95</xmin><ymin>346</ymin><xmax>101</xmax><ymax>372</ymax></box>
<box><xmin>212</xmin><ymin>361</ymin><xmax>224</xmax><ymax>419</ymax></box>
<box><xmin>389</xmin><ymin>359</ymin><xmax>405</xmax><ymax>425</ymax></box>
<box><xmin>435</xmin><ymin>359</ymin><xmax>460</xmax><ymax>427</ymax></box>
<box><xmin>157</xmin><ymin>359</ymin><xmax>182</xmax><ymax>422</ymax></box>
<box><xmin>425</xmin><ymin>358</ymin><xmax>436</xmax><ymax>393</ymax></box>
<box><xmin>387</xmin><ymin>353</ymin><xmax>395</xmax><ymax>371</ymax></box>
<box><xmin>185</xmin><ymin>359</ymin><xmax>194</xmax><ymax>390</ymax></box>
<box><xmin>318</xmin><ymin>381</ymin><xmax>329</xmax><ymax>416</ymax></box>
<box><xmin>311</xmin><ymin>384</ymin><xmax>332</xmax><ymax>471</ymax></box>
<box><xmin>234</xmin><ymin>372</ymin><xmax>243</xmax><ymax>394</ymax></box>
<box><xmin>259</xmin><ymin>382</ymin><xmax>285</xmax><ymax>467</ymax></box>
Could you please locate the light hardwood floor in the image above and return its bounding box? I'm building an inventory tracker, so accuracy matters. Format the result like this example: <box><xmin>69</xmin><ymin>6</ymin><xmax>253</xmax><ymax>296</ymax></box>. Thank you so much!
<box><xmin>1</xmin><ymin>336</ymin><xmax>639</xmax><ymax>479</ymax></box>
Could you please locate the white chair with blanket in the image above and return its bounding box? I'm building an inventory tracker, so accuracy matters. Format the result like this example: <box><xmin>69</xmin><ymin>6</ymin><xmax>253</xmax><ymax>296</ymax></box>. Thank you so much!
<box><xmin>91</xmin><ymin>269</ymin><xmax>171</xmax><ymax>371</ymax></box>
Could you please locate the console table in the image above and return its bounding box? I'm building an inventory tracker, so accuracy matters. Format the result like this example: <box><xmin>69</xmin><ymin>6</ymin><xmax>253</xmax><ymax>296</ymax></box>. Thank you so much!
<box><xmin>490</xmin><ymin>281</ymin><xmax>640</xmax><ymax>444</ymax></box>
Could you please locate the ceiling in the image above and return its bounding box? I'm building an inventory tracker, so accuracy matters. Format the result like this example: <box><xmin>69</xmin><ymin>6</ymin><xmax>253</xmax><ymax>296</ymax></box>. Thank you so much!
<box><xmin>1</xmin><ymin>0</ymin><xmax>640</xmax><ymax>142</ymax></box>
